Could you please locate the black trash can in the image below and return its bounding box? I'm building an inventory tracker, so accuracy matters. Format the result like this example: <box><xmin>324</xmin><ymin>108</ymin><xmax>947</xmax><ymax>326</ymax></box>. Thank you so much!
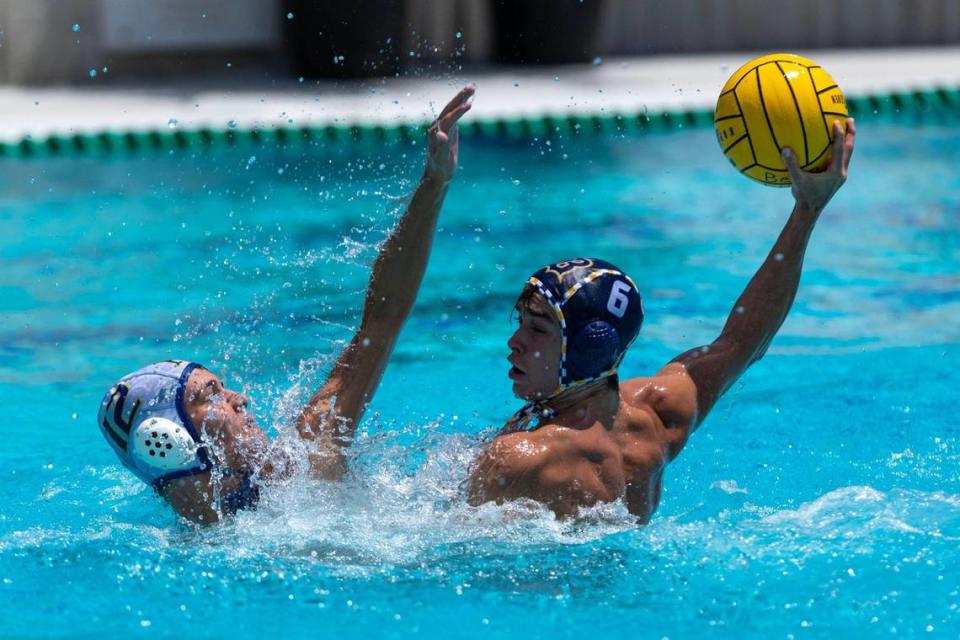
<box><xmin>492</xmin><ymin>0</ymin><xmax>604</xmax><ymax>65</ymax></box>
<box><xmin>284</xmin><ymin>1</ymin><xmax>406</xmax><ymax>78</ymax></box>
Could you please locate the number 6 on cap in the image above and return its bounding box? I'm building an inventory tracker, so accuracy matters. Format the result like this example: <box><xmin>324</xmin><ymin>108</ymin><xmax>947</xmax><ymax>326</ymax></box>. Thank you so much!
<box><xmin>607</xmin><ymin>280</ymin><xmax>631</xmax><ymax>318</ymax></box>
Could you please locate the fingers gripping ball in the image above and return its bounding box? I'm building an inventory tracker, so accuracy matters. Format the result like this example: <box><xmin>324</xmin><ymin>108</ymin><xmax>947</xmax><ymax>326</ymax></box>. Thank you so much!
<box><xmin>131</xmin><ymin>417</ymin><xmax>199</xmax><ymax>471</ymax></box>
<box><xmin>715</xmin><ymin>53</ymin><xmax>847</xmax><ymax>187</ymax></box>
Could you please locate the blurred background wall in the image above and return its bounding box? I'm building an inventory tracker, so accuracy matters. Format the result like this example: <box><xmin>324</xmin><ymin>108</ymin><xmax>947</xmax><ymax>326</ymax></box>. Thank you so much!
<box><xmin>0</xmin><ymin>0</ymin><xmax>958</xmax><ymax>85</ymax></box>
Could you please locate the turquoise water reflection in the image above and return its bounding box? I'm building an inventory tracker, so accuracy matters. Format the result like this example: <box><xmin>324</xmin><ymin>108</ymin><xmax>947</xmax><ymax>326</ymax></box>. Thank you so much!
<box><xmin>1</xmin><ymin>121</ymin><xmax>958</xmax><ymax>637</ymax></box>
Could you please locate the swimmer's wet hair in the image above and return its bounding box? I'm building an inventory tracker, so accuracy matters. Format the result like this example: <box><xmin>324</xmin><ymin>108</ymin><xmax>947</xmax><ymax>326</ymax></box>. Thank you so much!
<box><xmin>513</xmin><ymin>285</ymin><xmax>553</xmax><ymax>320</ymax></box>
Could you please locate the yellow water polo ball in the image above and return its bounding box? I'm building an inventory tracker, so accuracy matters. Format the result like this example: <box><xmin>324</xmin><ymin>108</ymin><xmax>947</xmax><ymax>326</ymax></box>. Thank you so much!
<box><xmin>715</xmin><ymin>53</ymin><xmax>847</xmax><ymax>187</ymax></box>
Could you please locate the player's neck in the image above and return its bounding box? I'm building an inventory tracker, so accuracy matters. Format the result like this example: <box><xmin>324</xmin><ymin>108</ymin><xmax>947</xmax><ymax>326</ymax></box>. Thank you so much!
<box><xmin>545</xmin><ymin>378</ymin><xmax>620</xmax><ymax>428</ymax></box>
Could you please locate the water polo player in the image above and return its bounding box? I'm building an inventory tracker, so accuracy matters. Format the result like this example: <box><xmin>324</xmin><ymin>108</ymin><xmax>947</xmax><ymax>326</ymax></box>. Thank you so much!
<box><xmin>97</xmin><ymin>87</ymin><xmax>475</xmax><ymax>524</ymax></box>
<box><xmin>467</xmin><ymin>119</ymin><xmax>856</xmax><ymax>522</ymax></box>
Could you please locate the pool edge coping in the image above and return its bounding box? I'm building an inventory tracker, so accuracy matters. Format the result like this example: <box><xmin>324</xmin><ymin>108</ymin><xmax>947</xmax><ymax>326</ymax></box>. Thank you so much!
<box><xmin>3</xmin><ymin>86</ymin><xmax>958</xmax><ymax>158</ymax></box>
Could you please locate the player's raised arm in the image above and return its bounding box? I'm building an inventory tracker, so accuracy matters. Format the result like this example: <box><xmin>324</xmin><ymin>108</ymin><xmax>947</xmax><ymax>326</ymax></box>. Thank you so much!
<box><xmin>653</xmin><ymin>119</ymin><xmax>856</xmax><ymax>435</ymax></box>
<box><xmin>296</xmin><ymin>86</ymin><xmax>474</xmax><ymax>479</ymax></box>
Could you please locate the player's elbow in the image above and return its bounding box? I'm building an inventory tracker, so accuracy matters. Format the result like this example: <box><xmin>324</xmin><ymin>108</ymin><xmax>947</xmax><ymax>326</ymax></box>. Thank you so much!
<box><xmin>715</xmin><ymin>334</ymin><xmax>763</xmax><ymax>369</ymax></box>
<box><xmin>362</xmin><ymin>299</ymin><xmax>412</xmax><ymax>332</ymax></box>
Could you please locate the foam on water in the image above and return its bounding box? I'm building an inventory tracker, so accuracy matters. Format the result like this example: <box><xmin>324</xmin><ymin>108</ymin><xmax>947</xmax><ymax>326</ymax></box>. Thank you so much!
<box><xmin>2</xmin><ymin>120</ymin><xmax>960</xmax><ymax>637</ymax></box>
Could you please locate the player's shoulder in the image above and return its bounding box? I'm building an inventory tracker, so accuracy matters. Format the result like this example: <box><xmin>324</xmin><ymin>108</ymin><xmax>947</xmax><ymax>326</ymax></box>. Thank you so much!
<box><xmin>491</xmin><ymin>424</ymin><xmax>568</xmax><ymax>455</ymax></box>
<box><xmin>485</xmin><ymin>424</ymin><xmax>579</xmax><ymax>470</ymax></box>
<box><xmin>620</xmin><ymin>364</ymin><xmax>697</xmax><ymax>424</ymax></box>
<box><xmin>619</xmin><ymin>366</ymin><xmax>698</xmax><ymax>459</ymax></box>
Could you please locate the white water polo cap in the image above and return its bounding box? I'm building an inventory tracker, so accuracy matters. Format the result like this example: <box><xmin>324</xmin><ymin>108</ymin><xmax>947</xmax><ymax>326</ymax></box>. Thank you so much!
<box><xmin>98</xmin><ymin>360</ymin><xmax>212</xmax><ymax>486</ymax></box>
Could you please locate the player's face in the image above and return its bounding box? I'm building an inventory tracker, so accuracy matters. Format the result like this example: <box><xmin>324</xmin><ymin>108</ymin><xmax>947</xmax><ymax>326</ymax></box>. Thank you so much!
<box><xmin>507</xmin><ymin>305</ymin><xmax>562</xmax><ymax>401</ymax></box>
<box><xmin>183</xmin><ymin>368</ymin><xmax>267</xmax><ymax>470</ymax></box>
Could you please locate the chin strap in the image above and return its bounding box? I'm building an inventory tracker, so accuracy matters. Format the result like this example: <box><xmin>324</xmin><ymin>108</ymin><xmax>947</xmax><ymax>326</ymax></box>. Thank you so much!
<box><xmin>499</xmin><ymin>370</ymin><xmax>618</xmax><ymax>435</ymax></box>
<box><xmin>154</xmin><ymin>466</ymin><xmax>261</xmax><ymax>517</ymax></box>
<box><xmin>219</xmin><ymin>468</ymin><xmax>261</xmax><ymax>515</ymax></box>
<box><xmin>500</xmin><ymin>400</ymin><xmax>556</xmax><ymax>434</ymax></box>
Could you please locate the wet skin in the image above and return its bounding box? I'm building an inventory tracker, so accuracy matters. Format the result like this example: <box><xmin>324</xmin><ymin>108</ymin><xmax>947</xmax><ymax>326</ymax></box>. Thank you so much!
<box><xmin>156</xmin><ymin>368</ymin><xmax>272</xmax><ymax>524</ymax></box>
<box><xmin>472</xmin><ymin>305</ymin><xmax>690</xmax><ymax>522</ymax></box>
<box><xmin>181</xmin><ymin>368</ymin><xmax>268</xmax><ymax>472</ymax></box>
<box><xmin>468</xmin><ymin>119</ymin><xmax>857</xmax><ymax>522</ymax></box>
<box><xmin>156</xmin><ymin>107</ymin><xmax>854</xmax><ymax>526</ymax></box>
<box><xmin>155</xmin><ymin>86</ymin><xmax>477</xmax><ymax>524</ymax></box>
<box><xmin>506</xmin><ymin>306</ymin><xmax>562</xmax><ymax>401</ymax></box>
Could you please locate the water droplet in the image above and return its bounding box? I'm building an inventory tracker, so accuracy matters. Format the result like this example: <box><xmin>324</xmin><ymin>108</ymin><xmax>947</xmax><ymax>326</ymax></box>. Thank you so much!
<box><xmin>71</xmin><ymin>412</ymin><xmax>78</xmax><ymax>420</ymax></box>
<box><xmin>227</xmin><ymin>119</ymin><xmax>238</xmax><ymax>128</ymax></box>
<box><xmin>286</xmin><ymin>12</ymin><xmax>294</xmax><ymax>19</ymax></box>
<box><xmin>455</xmin><ymin>31</ymin><xmax>462</xmax><ymax>39</ymax></box>
<box><xmin>512</xmin><ymin>179</ymin><xmax>520</xmax><ymax>186</ymax></box>
<box><xmin>298</xmin><ymin>76</ymin><xmax>304</xmax><ymax>83</ymax></box>
<box><xmin>592</xmin><ymin>56</ymin><xmax>603</xmax><ymax>65</ymax></box>
<box><xmin>88</xmin><ymin>69</ymin><xmax>97</xmax><ymax>78</ymax></box>
<box><xmin>534</xmin><ymin>351</ymin><xmax>541</xmax><ymax>358</ymax></box>
<box><xmin>774</xmin><ymin>252</ymin><xmax>784</xmax><ymax>262</ymax></box>
<box><xmin>72</xmin><ymin>24</ymin><xmax>80</xmax><ymax>32</ymax></box>
<box><xmin>167</xmin><ymin>118</ymin><xmax>178</xmax><ymax>129</ymax></box>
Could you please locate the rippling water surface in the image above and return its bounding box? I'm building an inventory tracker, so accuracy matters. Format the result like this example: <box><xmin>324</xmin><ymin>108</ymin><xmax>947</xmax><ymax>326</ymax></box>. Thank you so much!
<box><xmin>1</xmin><ymin>116</ymin><xmax>958</xmax><ymax>638</ymax></box>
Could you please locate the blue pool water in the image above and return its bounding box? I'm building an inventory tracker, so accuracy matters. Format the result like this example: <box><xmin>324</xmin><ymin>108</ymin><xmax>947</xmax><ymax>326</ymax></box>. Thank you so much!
<box><xmin>1</xmin><ymin>116</ymin><xmax>959</xmax><ymax>638</ymax></box>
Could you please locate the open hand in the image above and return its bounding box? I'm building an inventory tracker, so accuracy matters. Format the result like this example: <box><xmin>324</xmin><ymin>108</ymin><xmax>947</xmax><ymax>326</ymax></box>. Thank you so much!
<box><xmin>782</xmin><ymin>117</ymin><xmax>856</xmax><ymax>214</ymax></box>
<box><xmin>424</xmin><ymin>85</ymin><xmax>475</xmax><ymax>183</ymax></box>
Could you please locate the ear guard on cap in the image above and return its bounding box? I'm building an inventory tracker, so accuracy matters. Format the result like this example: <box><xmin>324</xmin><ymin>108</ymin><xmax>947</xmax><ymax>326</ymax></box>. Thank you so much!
<box><xmin>131</xmin><ymin>417</ymin><xmax>200</xmax><ymax>472</ymax></box>
<box><xmin>99</xmin><ymin>360</ymin><xmax>212</xmax><ymax>486</ymax></box>
<box><xmin>566</xmin><ymin>320</ymin><xmax>621</xmax><ymax>379</ymax></box>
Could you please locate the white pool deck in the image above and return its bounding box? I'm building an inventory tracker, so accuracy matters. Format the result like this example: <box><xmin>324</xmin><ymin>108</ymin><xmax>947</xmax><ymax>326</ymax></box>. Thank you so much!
<box><xmin>2</xmin><ymin>46</ymin><xmax>959</xmax><ymax>143</ymax></box>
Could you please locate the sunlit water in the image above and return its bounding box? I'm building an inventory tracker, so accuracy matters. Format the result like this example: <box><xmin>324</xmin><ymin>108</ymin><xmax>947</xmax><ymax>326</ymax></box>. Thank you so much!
<box><xmin>1</xmin><ymin>115</ymin><xmax>958</xmax><ymax>638</ymax></box>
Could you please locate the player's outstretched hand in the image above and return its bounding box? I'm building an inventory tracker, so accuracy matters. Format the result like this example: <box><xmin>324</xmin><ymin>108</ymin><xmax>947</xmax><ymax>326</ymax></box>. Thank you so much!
<box><xmin>424</xmin><ymin>85</ymin><xmax>475</xmax><ymax>184</ymax></box>
<box><xmin>782</xmin><ymin>117</ymin><xmax>856</xmax><ymax>214</ymax></box>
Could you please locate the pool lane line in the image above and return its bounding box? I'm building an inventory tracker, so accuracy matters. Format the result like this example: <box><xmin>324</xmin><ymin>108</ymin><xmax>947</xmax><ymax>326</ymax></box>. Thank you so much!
<box><xmin>1</xmin><ymin>87</ymin><xmax>958</xmax><ymax>159</ymax></box>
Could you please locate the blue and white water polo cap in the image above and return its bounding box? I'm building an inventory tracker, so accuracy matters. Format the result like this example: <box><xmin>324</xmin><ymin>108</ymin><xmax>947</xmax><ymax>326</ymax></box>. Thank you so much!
<box><xmin>97</xmin><ymin>360</ymin><xmax>212</xmax><ymax>486</ymax></box>
<box><xmin>525</xmin><ymin>258</ymin><xmax>644</xmax><ymax>389</ymax></box>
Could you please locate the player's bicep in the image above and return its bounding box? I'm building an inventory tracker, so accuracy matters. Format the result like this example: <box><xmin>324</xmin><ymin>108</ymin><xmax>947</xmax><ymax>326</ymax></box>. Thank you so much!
<box><xmin>663</xmin><ymin>336</ymin><xmax>753</xmax><ymax>429</ymax></box>
<box><xmin>466</xmin><ymin>437</ymin><xmax>541</xmax><ymax>506</ymax></box>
